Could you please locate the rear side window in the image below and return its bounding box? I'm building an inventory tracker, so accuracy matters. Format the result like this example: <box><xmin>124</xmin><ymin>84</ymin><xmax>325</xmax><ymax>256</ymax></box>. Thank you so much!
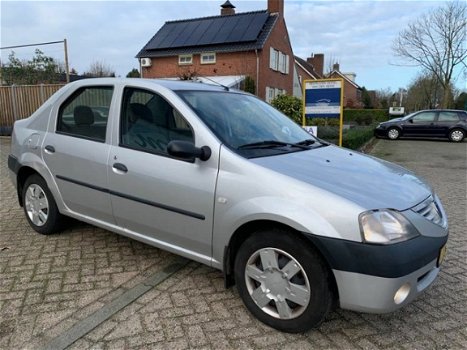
<box><xmin>438</xmin><ymin>112</ymin><xmax>459</xmax><ymax>122</ymax></box>
<box><xmin>57</xmin><ymin>86</ymin><xmax>113</xmax><ymax>142</ymax></box>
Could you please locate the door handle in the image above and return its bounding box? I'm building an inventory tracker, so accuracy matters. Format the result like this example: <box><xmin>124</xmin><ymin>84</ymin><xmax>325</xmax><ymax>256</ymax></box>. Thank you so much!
<box><xmin>44</xmin><ymin>145</ymin><xmax>55</xmax><ymax>153</ymax></box>
<box><xmin>113</xmin><ymin>163</ymin><xmax>128</xmax><ymax>173</ymax></box>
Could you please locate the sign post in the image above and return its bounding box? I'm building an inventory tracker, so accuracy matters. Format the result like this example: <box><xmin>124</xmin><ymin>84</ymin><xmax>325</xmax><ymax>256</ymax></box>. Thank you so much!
<box><xmin>302</xmin><ymin>79</ymin><xmax>344</xmax><ymax>146</ymax></box>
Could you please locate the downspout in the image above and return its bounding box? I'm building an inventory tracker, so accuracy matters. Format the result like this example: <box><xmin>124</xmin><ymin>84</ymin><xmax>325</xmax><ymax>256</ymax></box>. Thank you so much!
<box><xmin>139</xmin><ymin>59</ymin><xmax>143</xmax><ymax>78</ymax></box>
<box><xmin>255</xmin><ymin>49</ymin><xmax>259</xmax><ymax>96</ymax></box>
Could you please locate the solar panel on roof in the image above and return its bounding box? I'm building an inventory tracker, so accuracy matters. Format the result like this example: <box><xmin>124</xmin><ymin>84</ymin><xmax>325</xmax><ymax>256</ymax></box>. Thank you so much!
<box><xmin>226</xmin><ymin>15</ymin><xmax>252</xmax><ymax>42</ymax></box>
<box><xmin>144</xmin><ymin>11</ymin><xmax>269</xmax><ymax>50</ymax></box>
<box><xmin>241</xmin><ymin>12</ymin><xmax>269</xmax><ymax>41</ymax></box>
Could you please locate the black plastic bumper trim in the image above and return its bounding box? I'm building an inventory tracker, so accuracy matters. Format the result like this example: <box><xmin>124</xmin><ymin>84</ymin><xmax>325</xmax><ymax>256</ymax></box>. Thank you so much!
<box><xmin>56</xmin><ymin>175</ymin><xmax>205</xmax><ymax>221</ymax></box>
<box><xmin>8</xmin><ymin>154</ymin><xmax>20</xmax><ymax>175</ymax></box>
<box><xmin>304</xmin><ymin>232</ymin><xmax>448</xmax><ymax>278</ymax></box>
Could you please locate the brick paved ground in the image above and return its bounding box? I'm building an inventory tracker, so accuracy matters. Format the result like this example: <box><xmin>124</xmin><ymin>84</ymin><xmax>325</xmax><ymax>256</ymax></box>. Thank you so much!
<box><xmin>1</xmin><ymin>136</ymin><xmax>466</xmax><ymax>349</ymax></box>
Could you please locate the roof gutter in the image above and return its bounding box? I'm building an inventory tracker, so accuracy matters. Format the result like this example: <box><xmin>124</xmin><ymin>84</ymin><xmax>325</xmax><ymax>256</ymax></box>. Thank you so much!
<box><xmin>255</xmin><ymin>49</ymin><xmax>259</xmax><ymax>96</ymax></box>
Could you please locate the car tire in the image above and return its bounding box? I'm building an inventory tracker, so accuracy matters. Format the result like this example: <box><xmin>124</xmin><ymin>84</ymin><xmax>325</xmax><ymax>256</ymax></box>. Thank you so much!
<box><xmin>448</xmin><ymin>129</ymin><xmax>465</xmax><ymax>142</ymax></box>
<box><xmin>234</xmin><ymin>229</ymin><xmax>333</xmax><ymax>333</ymax></box>
<box><xmin>22</xmin><ymin>174</ymin><xmax>65</xmax><ymax>235</ymax></box>
<box><xmin>387</xmin><ymin>127</ymin><xmax>400</xmax><ymax>140</ymax></box>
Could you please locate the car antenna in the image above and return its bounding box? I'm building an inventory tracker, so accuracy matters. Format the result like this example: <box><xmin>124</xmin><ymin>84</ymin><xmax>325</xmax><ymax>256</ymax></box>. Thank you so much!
<box><xmin>197</xmin><ymin>75</ymin><xmax>229</xmax><ymax>91</ymax></box>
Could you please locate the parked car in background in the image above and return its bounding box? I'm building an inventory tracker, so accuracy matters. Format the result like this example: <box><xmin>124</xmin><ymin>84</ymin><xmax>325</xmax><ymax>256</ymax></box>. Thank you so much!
<box><xmin>374</xmin><ymin>109</ymin><xmax>467</xmax><ymax>142</ymax></box>
<box><xmin>8</xmin><ymin>79</ymin><xmax>449</xmax><ymax>333</ymax></box>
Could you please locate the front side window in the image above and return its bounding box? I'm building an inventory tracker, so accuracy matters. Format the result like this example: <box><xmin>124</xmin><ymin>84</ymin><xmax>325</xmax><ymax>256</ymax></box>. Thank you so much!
<box><xmin>412</xmin><ymin>112</ymin><xmax>436</xmax><ymax>123</ymax></box>
<box><xmin>57</xmin><ymin>86</ymin><xmax>113</xmax><ymax>142</ymax></box>
<box><xmin>120</xmin><ymin>87</ymin><xmax>194</xmax><ymax>156</ymax></box>
<box><xmin>177</xmin><ymin>90</ymin><xmax>321</xmax><ymax>158</ymax></box>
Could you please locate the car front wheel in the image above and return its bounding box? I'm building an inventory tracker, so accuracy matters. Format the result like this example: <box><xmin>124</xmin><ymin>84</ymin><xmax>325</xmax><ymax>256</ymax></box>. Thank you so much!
<box><xmin>234</xmin><ymin>229</ymin><xmax>333</xmax><ymax>333</ymax></box>
<box><xmin>448</xmin><ymin>129</ymin><xmax>465</xmax><ymax>142</ymax></box>
<box><xmin>22</xmin><ymin>174</ymin><xmax>65</xmax><ymax>234</ymax></box>
<box><xmin>387</xmin><ymin>127</ymin><xmax>400</xmax><ymax>140</ymax></box>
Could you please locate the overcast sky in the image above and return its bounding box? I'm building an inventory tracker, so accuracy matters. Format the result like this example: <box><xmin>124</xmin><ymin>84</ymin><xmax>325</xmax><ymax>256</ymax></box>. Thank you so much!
<box><xmin>1</xmin><ymin>0</ymin><xmax>464</xmax><ymax>92</ymax></box>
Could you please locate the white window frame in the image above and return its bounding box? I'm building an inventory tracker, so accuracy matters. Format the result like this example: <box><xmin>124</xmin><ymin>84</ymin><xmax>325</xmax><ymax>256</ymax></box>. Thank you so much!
<box><xmin>269</xmin><ymin>47</ymin><xmax>278</xmax><ymax>71</ymax></box>
<box><xmin>266</xmin><ymin>86</ymin><xmax>275</xmax><ymax>103</ymax></box>
<box><xmin>178</xmin><ymin>54</ymin><xmax>193</xmax><ymax>65</ymax></box>
<box><xmin>200</xmin><ymin>52</ymin><xmax>216</xmax><ymax>64</ymax></box>
<box><xmin>278</xmin><ymin>52</ymin><xmax>285</xmax><ymax>73</ymax></box>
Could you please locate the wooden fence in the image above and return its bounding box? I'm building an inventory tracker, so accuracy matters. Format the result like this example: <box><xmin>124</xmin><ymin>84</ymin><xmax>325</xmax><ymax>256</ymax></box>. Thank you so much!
<box><xmin>0</xmin><ymin>84</ymin><xmax>65</xmax><ymax>134</ymax></box>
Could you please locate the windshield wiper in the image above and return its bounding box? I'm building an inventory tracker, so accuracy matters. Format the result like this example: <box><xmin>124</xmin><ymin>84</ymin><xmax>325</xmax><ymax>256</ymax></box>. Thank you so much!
<box><xmin>296</xmin><ymin>139</ymin><xmax>316</xmax><ymax>146</ymax></box>
<box><xmin>237</xmin><ymin>140</ymin><xmax>311</xmax><ymax>150</ymax></box>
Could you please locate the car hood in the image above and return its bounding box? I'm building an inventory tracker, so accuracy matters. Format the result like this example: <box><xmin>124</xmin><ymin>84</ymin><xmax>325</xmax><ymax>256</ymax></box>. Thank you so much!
<box><xmin>251</xmin><ymin>145</ymin><xmax>431</xmax><ymax>211</ymax></box>
<box><xmin>383</xmin><ymin>117</ymin><xmax>403</xmax><ymax>124</ymax></box>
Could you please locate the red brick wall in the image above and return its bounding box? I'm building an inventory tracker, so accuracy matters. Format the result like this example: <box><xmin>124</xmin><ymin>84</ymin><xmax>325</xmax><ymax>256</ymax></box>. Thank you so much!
<box><xmin>142</xmin><ymin>51</ymin><xmax>257</xmax><ymax>83</ymax></box>
<box><xmin>258</xmin><ymin>17</ymin><xmax>294</xmax><ymax>99</ymax></box>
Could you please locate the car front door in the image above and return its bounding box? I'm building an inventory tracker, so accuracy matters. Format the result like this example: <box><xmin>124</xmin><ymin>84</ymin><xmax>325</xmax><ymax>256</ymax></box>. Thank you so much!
<box><xmin>42</xmin><ymin>85</ymin><xmax>116</xmax><ymax>224</ymax></box>
<box><xmin>107</xmin><ymin>86</ymin><xmax>218</xmax><ymax>263</ymax></box>
<box><xmin>403</xmin><ymin>111</ymin><xmax>437</xmax><ymax>136</ymax></box>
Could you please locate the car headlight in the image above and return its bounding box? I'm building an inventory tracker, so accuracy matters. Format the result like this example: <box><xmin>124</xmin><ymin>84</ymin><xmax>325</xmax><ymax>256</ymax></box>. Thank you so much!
<box><xmin>359</xmin><ymin>209</ymin><xmax>419</xmax><ymax>244</ymax></box>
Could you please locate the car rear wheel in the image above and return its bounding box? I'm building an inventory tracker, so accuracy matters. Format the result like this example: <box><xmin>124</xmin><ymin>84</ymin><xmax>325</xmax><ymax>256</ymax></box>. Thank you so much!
<box><xmin>387</xmin><ymin>127</ymin><xmax>400</xmax><ymax>140</ymax></box>
<box><xmin>448</xmin><ymin>129</ymin><xmax>465</xmax><ymax>142</ymax></box>
<box><xmin>234</xmin><ymin>229</ymin><xmax>333</xmax><ymax>333</ymax></box>
<box><xmin>22</xmin><ymin>174</ymin><xmax>65</xmax><ymax>235</ymax></box>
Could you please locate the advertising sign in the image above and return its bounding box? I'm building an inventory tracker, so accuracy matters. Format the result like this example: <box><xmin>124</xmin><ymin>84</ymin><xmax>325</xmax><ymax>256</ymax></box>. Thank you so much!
<box><xmin>302</xmin><ymin>79</ymin><xmax>344</xmax><ymax>146</ymax></box>
<box><xmin>304</xmin><ymin>80</ymin><xmax>342</xmax><ymax>118</ymax></box>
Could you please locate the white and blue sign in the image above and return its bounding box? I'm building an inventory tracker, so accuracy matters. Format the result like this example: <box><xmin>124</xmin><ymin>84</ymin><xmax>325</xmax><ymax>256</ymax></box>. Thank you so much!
<box><xmin>304</xmin><ymin>80</ymin><xmax>342</xmax><ymax>118</ymax></box>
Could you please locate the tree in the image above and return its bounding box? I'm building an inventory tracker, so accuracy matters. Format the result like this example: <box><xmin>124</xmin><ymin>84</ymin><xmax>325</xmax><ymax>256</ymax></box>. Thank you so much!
<box><xmin>241</xmin><ymin>76</ymin><xmax>256</xmax><ymax>94</ymax></box>
<box><xmin>393</xmin><ymin>1</ymin><xmax>466</xmax><ymax>108</ymax></box>
<box><xmin>405</xmin><ymin>72</ymin><xmax>454</xmax><ymax>111</ymax></box>
<box><xmin>375</xmin><ymin>88</ymin><xmax>396</xmax><ymax>109</ymax></box>
<box><xmin>84</xmin><ymin>60</ymin><xmax>115</xmax><ymax>77</ymax></box>
<box><xmin>126</xmin><ymin>68</ymin><xmax>140</xmax><ymax>78</ymax></box>
<box><xmin>454</xmin><ymin>92</ymin><xmax>467</xmax><ymax>110</ymax></box>
<box><xmin>361</xmin><ymin>87</ymin><xmax>373</xmax><ymax>109</ymax></box>
<box><xmin>271</xmin><ymin>94</ymin><xmax>302</xmax><ymax>125</ymax></box>
<box><xmin>0</xmin><ymin>49</ymin><xmax>63</xmax><ymax>85</ymax></box>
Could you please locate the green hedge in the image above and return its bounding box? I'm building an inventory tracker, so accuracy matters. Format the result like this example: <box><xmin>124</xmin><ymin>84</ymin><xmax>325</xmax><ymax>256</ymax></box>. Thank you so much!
<box><xmin>343</xmin><ymin>109</ymin><xmax>389</xmax><ymax>124</ymax></box>
<box><xmin>317</xmin><ymin>125</ymin><xmax>375</xmax><ymax>150</ymax></box>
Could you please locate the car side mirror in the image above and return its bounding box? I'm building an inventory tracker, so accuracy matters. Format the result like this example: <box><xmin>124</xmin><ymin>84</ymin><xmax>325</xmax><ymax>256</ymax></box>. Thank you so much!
<box><xmin>167</xmin><ymin>140</ymin><xmax>211</xmax><ymax>161</ymax></box>
<box><xmin>408</xmin><ymin>119</ymin><xmax>414</xmax><ymax>123</ymax></box>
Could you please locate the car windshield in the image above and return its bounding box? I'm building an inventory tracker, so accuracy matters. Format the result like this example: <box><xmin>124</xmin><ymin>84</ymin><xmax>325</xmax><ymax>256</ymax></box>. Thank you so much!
<box><xmin>176</xmin><ymin>90</ymin><xmax>323</xmax><ymax>157</ymax></box>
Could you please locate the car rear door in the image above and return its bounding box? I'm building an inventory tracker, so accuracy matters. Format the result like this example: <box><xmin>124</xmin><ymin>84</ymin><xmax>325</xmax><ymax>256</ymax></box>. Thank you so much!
<box><xmin>42</xmin><ymin>84</ymin><xmax>116</xmax><ymax>224</ymax></box>
<box><xmin>107</xmin><ymin>85</ymin><xmax>219</xmax><ymax>263</ymax></box>
<box><xmin>435</xmin><ymin>111</ymin><xmax>461</xmax><ymax>136</ymax></box>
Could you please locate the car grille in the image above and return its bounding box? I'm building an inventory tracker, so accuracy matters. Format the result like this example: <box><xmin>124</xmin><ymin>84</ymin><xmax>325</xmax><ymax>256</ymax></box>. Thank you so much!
<box><xmin>411</xmin><ymin>196</ymin><xmax>445</xmax><ymax>227</ymax></box>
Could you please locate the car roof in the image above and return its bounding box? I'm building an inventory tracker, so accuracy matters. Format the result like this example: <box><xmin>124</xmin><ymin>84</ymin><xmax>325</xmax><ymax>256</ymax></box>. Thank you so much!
<box><xmin>66</xmin><ymin>77</ymin><xmax>232</xmax><ymax>92</ymax></box>
<box><xmin>416</xmin><ymin>109</ymin><xmax>466</xmax><ymax>113</ymax></box>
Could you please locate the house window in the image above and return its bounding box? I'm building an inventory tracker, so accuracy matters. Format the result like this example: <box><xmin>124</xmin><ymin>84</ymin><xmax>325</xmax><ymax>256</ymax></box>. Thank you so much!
<box><xmin>269</xmin><ymin>48</ymin><xmax>278</xmax><ymax>71</ymax></box>
<box><xmin>201</xmin><ymin>52</ymin><xmax>216</xmax><ymax>64</ymax></box>
<box><xmin>178</xmin><ymin>54</ymin><xmax>193</xmax><ymax>65</ymax></box>
<box><xmin>270</xmin><ymin>48</ymin><xmax>289</xmax><ymax>75</ymax></box>
<box><xmin>265</xmin><ymin>87</ymin><xmax>286</xmax><ymax>103</ymax></box>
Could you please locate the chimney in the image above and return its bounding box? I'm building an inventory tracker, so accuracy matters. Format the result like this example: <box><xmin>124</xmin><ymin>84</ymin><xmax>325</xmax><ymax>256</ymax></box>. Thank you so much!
<box><xmin>306</xmin><ymin>53</ymin><xmax>324</xmax><ymax>77</ymax></box>
<box><xmin>268</xmin><ymin>0</ymin><xmax>284</xmax><ymax>18</ymax></box>
<box><xmin>333</xmin><ymin>62</ymin><xmax>340</xmax><ymax>71</ymax></box>
<box><xmin>221</xmin><ymin>0</ymin><xmax>236</xmax><ymax>15</ymax></box>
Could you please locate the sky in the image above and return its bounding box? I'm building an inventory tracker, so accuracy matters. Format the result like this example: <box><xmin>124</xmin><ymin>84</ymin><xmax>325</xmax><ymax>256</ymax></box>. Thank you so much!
<box><xmin>1</xmin><ymin>0</ymin><xmax>464</xmax><ymax>92</ymax></box>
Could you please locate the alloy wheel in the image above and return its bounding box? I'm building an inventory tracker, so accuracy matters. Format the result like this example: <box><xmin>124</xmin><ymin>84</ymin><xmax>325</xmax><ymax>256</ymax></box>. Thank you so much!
<box><xmin>24</xmin><ymin>184</ymin><xmax>49</xmax><ymax>226</ymax></box>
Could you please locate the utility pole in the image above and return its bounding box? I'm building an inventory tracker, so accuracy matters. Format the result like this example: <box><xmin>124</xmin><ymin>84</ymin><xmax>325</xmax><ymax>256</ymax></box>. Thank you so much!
<box><xmin>64</xmin><ymin>38</ymin><xmax>70</xmax><ymax>83</ymax></box>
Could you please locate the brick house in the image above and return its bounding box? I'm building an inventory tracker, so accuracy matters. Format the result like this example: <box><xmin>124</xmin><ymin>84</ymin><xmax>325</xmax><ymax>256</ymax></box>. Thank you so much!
<box><xmin>136</xmin><ymin>0</ymin><xmax>294</xmax><ymax>102</ymax></box>
<box><xmin>292</xmin><ymin>54</ymin><xmax>323</xmax><ymax>97</ymax></box>
<box><xmin>328</xmin><ymin>63</ymin><xmax>363</xmax><ymax>108</ymax></box>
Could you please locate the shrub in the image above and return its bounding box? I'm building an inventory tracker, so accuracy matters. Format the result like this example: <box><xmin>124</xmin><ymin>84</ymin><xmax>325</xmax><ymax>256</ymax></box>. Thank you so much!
<box><xmin>342</xmin><ymin>126</ymin><xmax>374</xmax><ymax>150</ymax></box>
<box><xmin>271</xmin><ymin>94</ymin><xmax>302</xmax><ymax>124</ymax></box>
<box><xmin>344</xmin><ymin>109</ymin><xmax>389</xmax><ymax>124</ymax></box>
<box><xmin>242</xmin><ymin>76</ymin><xmax>256</xmax><ymax>94</ymax></box>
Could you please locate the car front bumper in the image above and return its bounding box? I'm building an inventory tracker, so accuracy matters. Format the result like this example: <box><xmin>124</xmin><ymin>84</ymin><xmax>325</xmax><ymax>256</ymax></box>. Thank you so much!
<box><xmin>374</xmin><ymin>127</ymin><xmax>388</xmax><ymax>137</ymax></box>
<box><xmin>304</xmin><ymin>226</ymin><xmax>448</xmax><ymax>313</ymax></box>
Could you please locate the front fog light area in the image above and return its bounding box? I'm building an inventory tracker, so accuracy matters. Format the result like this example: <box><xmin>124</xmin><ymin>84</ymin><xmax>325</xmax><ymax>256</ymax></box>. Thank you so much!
<box><xmin>394</xmin><ymin>283</ymin><xmax>411</xmax><ymax>304</ymax></box>
<box><xmin>359</xmin><ymin>209</ymin><xmax>419</xmax><ymax>244</ymax></box>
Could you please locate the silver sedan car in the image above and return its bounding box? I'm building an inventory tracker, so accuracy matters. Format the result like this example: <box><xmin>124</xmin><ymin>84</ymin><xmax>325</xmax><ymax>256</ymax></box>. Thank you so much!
<box><xmin>8</xmin><ymin>78</ymin><xmax>448</xmax><ymax>333</ymax></box>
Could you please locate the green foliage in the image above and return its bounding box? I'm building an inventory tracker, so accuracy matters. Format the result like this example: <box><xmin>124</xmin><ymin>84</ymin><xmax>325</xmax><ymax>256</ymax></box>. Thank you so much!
<box><xmin>306</xmin><ymin>118</ymin><xmax>340</xmax><ymax>127</ymax></box>
<box><xmin>242</xmin><ymin>76</ymin><xmax>256</xmax><ymax>94</ymax></box>
<box><xmin>454</xmin><ymin>92</ymin><xmax>467</xmax><ymax>110</ymax></box>
<box><xmin>343</xmin><ymin>109</ymin><xmax>389</xmax><ymax>124</ymax></box>
<box><xmin>1</xmin><ymin>49</ymin><xmax>63</xmax><ymax>85</ymax></box>
<box><xmin>361</xmin><ymin>86</ymin><xmax>373</xmax><ymax>109</ymax></box>
<box><xmin>126</xmin><ymin>68</ymin><xmax>140</xmax><ymax>78</ymax></box>
<box><xmin>271</xmin><ymin>94</ymin><xmax>302</xmax><ymax>124</ymax></box>
<box><xmin>342</xmin><ymin>126</ymin><xmax>375</xmax><ymax>150</ymax></box>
